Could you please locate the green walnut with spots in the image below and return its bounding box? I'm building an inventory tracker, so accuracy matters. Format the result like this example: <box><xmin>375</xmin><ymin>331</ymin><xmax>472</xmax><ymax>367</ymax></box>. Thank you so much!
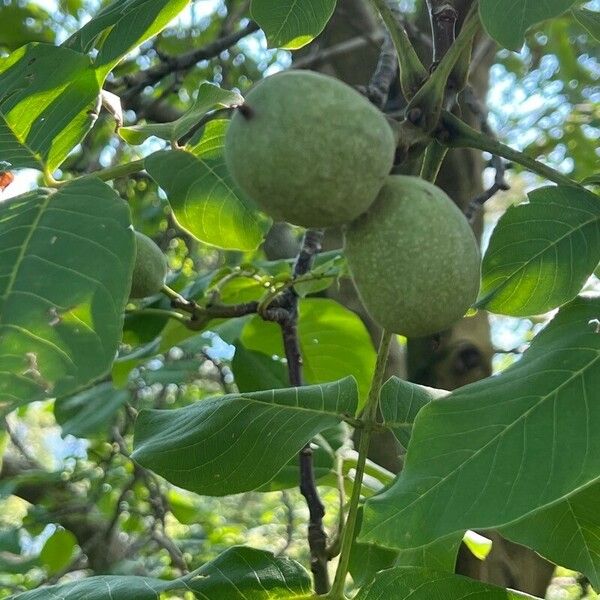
<box><xmin>129</xmin><ymin>232</ymin><xmax>168</xmax><ymax>299</ymax></box>
<box><xmin>224</xmin><ymin>70</ymin><xmax>396</xmax><ymax>228</ymax></box>
<box><xmin>345</xmin><ymin>176</ymin><xmax>481</xmax><ymax>337</ymax></box>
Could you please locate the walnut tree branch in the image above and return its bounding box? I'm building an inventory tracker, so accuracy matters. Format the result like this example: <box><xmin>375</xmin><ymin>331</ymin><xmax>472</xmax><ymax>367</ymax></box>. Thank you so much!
<box><xmin>263</xmin><ymin>229</ymin><xmax>330</xmax><ymax>594</ymax></box>
<box><xmin>362</xmin><ymin>33</ymin><xmax>397</xmax><ymax>109</ymax></box>
<box><xmin>462</xmin><ymin>86</ymin><xmax>510</xmax><ymax>221</ymax></box>
<box><xmin>116</xmin><ymin>21</ymin><xmax>260</xmax><ymax>99</ymax></box>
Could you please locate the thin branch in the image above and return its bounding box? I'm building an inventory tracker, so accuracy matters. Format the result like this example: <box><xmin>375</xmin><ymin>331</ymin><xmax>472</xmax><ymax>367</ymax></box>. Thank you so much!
<box><xmin>362</xmin><ymin>33</ymin><xmax>398</xmax><ymax>109</ymax></box>
<box><xmin>151</xmin><ymin>530</ymin><xmax>188</xmax><ymax>573</ymax></box>
<box><xmin>292</xmin><ymin>33</ymin><xmax>384</xmax><ymax>71</ymax></box>
<box><xmin>118</xmin><ymin>21</ymin><xmax>260</xmax><ymax>98</ymax></box>
<box><xmin>277</xmin><ymin>490</ymin><xmax>295</xmax><ymax>557</ymax></box>
<box><xmin>110</xmin><ymin>426</ymin><xmax>188</xmax><ymax>574</ymax></box>
<box><xmin>3</xmin><ymin>418</ymin><xmax>40</xmax><ymax>467</ymax></box>
<box><xmin>199</xmin><ymin>348</ymin><xmax>236</xmax><ymax>394</ymax></box>
<box><xmin>370</xmin><ymin>0</ymin><xmax>428</xmax><ymax>101</ymax></box>
<box><xmin>462</xmin><ymin>86</ymin><xmax>510</xmax><ymax>221</ymax></box>
<box><xmin>262</xmin><ymin>229</ymin><xmax>330</xmax><ymax>594</ymax></box>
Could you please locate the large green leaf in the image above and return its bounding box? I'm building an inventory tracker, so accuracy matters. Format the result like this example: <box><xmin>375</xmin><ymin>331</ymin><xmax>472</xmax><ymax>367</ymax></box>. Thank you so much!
<box><xmin>63</xmin><ymin>0</ymin><xmax>189</xmax><ymax>72</ymax></box>
<box><xmin>355</xmin><ymin>567</ymin><xmax>541</xmax><ymax>599</ymax></box>
<box><xmin>478</xmin><ymin>185</ymin><xmax>600</xmax><ymax>316</ymax></box>
<box><xmin>500</xmin><ymin>482</ymin><xmax>600</xmax><ymax>589</ymax></box>
<box><xmin>380</xmin><ymin>376</ymin><xmax>449</xmax><ymax>448</ymax></box>
<box><xmin>0</xmin><ymin>44</ymin><xmax>101</xmax><ymax>172</ymax></box>
<box><xmin>145</xmin><ymin>120</ymin><xmax>268</xmax><ymax>251</ymax></box>
<box><xmin>132</xmin><ymin>377</ymin><xmax>357</xmax><ymax>495</ymax></box>
<box><xmin>251</xmin><ymin>0</ymin><xmax>337</xmax><ymax>49</ymax></box>
<box><xmin>479</xmin><ymin>0</ymin><xmax>578</xmax><ymax>51</ymax></box>
<box><xmin>0</xmin><ymin>178</ymin><xmax>134</xmax><ymax>413</ymax></box>
<box><xmin>361</xmin><ymin>295</ymin><xmax>600</xmax><ymax>550</ymax></box>
<box><xmin>257</xmin><ymin>431</ymin><xmax>337</xmax><ymax>492</ymax></box>
<box><xmin>119</xmin><ymin>83</ymin><xmax>243</xmax><ymax>145</ymax></box>
<box><xmin>10</xmin><ymin>546</ymin><xmax>311</xmax><ymax>599</ymax></box>
<box><xmin>242</xmin><ymin>298</ymin><xmax>377</xmax><ymax>406</ymax></box>
<box><xmin>573</xmin><ymin>8</ymin><xmax>600</xmax><ymax>42</ymax></box>
<box><xmin>54</xmin><ymin>382</ymin><xmax>130</xmax><ymax>438</ymax></box>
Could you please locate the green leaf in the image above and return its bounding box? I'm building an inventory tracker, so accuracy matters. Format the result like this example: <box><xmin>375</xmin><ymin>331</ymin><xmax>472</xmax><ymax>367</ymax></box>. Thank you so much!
<box><xmin>132</xmin><ymin>377</ymin><xmax>357</xmax><ymax>495</ymax></box>
<box><xmin>478</xmin><ymin>185</ymin><xmax>600</xmax><ymax>316</ymax></box>
<box><xmin>232</xmin><ymin>343</ymin><xmax>288</xmax><ymax>392</ymax></box>
<box><xmin>0</xmin><ymin>43</ymin><xmax>100</xmax><ymax>172</ymax></box>
<box><xmin>0</xmin><ymin>179</ymin><xmax>134</xmax><ymax>414</ymax></box>
<box><xmin>380</xmin><ymin>377</ymin><xmax>449</xmax><ymax>448</ymax></box>
<box><xmin>573</xmin><ymin>8</ymin><xmax>600</xmax><ymax>42</ymax></box>
<box><xmin>350</xmin><ymin>524</ymin><xmax>398</xmax><ymax>588</ymax></box>
<box><xmin>145</xmin><ymin>120</ymin><xmax>268</xmax><ymax>251</ymax></box>
<box><xmin>119</xmin><ymin>83</ymin><xmax>243</xmax><ymax>145</ymax></box>
<box><xmin>582</xmin><ymin>173</ymin><xmax>600</xmax><ymax>187</ymax></box>
<box><xmin>500</xmin><ymin>482</ymin><xmax>600</xmax><ymax>588</ymax></box>
<box><xmin>11</xmin><ymin>546</ymin><xmax>311</xmax><ymax>599</ymax></box>
<box><xmin>63</xmin><ymin>0</ymin><xmax>189</xmax><ymax>72</ymax></box>
<box><xmin>349</xmin><ymin>507</ymin><xmax>461</xmax><ymax>588</ymax></box>
<box><xmin>40</xmin><ymin>528</ymin><xmax>77</xmax><ymax>574</ymax></box>
<box><xmin>479</xmin><ymin>0</ymin><xmax>578</xmax><ymax>51</ymax></box>
<box><xmin>251</xmin><ymin>0</ymin><xmax>337</xmax><ymax>49</ymax></box>
<box><xmin>241</xmin><ymin>298</ymin><xmax>377</xmax><ymax>406</ymax></box>
<box><xmin>355</xmin><ymin>567</ymin><xmax>541</xmax><ymax>599</ymax></box>
<box><xmin>183</xmin><ymin>546</ymin><xmax>313</xmax><ymax>599</ymax></box>
<box><xmin>258</xmin><ymin>432</ymin><xmax>336</xmax><ymax>492</ymax></box>
<box><xmin>10</xmin><ymin>575</ymin><xmax>178</xmax><ymax>599</ymax></box>
<box><xmin>361</xmin><ymin>295</ymin><xmax>600</xmax><ymax>551</ymax></box>
<box><xmin>54</xmin><ymin>382</ymin><xmax>130</xmax><ymax>438</ymax></box>
<box><xmin>167</xmin><ymin>489</ymin><xmax>202</xmax><ymax>525</ymax></box>
<box><xmin>0</xmin><ymin>4</ymin><xmax>55</xmax><ymax>51</ymax></box>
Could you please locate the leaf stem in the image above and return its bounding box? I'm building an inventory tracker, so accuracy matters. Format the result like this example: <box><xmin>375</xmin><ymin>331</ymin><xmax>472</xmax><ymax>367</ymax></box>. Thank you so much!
<box><xmin>438</xmin><ymin>111</ymin><xmax>577</xmax><ymax>187</ymax></box>
<box><xmin>87</xmin><ymin>159</ymin><xmax>146</xmax><ymax>182</ymax></box>
<box><xmin>405</xmin><ymin>4</ymin><xmax>480</xmax><ymax>132</ymax></box>
<box><xmin>125</xmin><ymin>307</ymin><xmax>187</xmax><ymax>324</ymax></box>
<box><xmin>369</xmin><ymin>0</ymin><xmax>428</xmax><ymax>100</ymax></box>
<box><xmin>420</xmin><ymin>141</ymin><xmax>448</xmax><ymax>182</ymax></box>
<box><xmin>327</xmin><ymin>330</ymin><xmax>393</xmax><ymax>599</ymax></box>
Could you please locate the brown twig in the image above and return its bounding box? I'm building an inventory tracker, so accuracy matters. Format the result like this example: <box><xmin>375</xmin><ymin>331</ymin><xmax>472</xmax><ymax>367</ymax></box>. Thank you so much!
<box><xmin>200</xmin><ymin>348</ymin><xmax>236</xmax><ymax>394</ymax></box>
<box><xmin>278</xmin><ymin>490</ymin><xmax>295</xmax><ymax>557</ymax></box>
<box><xmin>111</xmin><ymin>426</ymin><xmax>189</xmax><ymax>574</ymax></box>
<box><xmin>462</xmin><ymin>86</ymin><xmax>510</xmax><ymax>222</ymax></box>
<box><xmin>362</xmin><ymin>32</ymin><xmax>398</xmax><ymax>109</ymax></box>
<box><xmin>262</xmin><ymin>229</ymin><xmax>330</xmax><ymax>593</ymax></box>
<box><xmin>117</xmin><ymin>21</ymin><xmax>260</xmax><ymax>99</ymax></box>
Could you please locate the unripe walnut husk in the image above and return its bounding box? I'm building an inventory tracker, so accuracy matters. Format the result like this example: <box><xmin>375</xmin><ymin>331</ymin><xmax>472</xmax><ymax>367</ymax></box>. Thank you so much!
<box><xmin>129</xmin><ymin>231</ymin><xmax>167</xmax><ymax>299</ymax></box>
<box><xmin>224</xmin><ymin>70</ymin><xmax>396</xmax><ymax>228</ymax></box>
<box><xmin>345</xmin><ymin>176</ymin><xmax>481</xmax><ymax>337</ymax></box>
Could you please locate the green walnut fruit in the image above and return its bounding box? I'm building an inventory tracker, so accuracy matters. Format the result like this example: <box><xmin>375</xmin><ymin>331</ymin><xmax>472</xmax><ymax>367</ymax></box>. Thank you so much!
<box><xmin>345</xmin><ymin>176</ymin><xmax>480</xmax><ymax>337</ymax></box>
<box><xmin>129</xmin><ymin>232</ymin><xmax>168</xmax><ymax>299</ymax></box>
<box><xmin>224</xmin><ymin>70</ymin><xmax>396</xmax><ymax>228</ymax></box>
